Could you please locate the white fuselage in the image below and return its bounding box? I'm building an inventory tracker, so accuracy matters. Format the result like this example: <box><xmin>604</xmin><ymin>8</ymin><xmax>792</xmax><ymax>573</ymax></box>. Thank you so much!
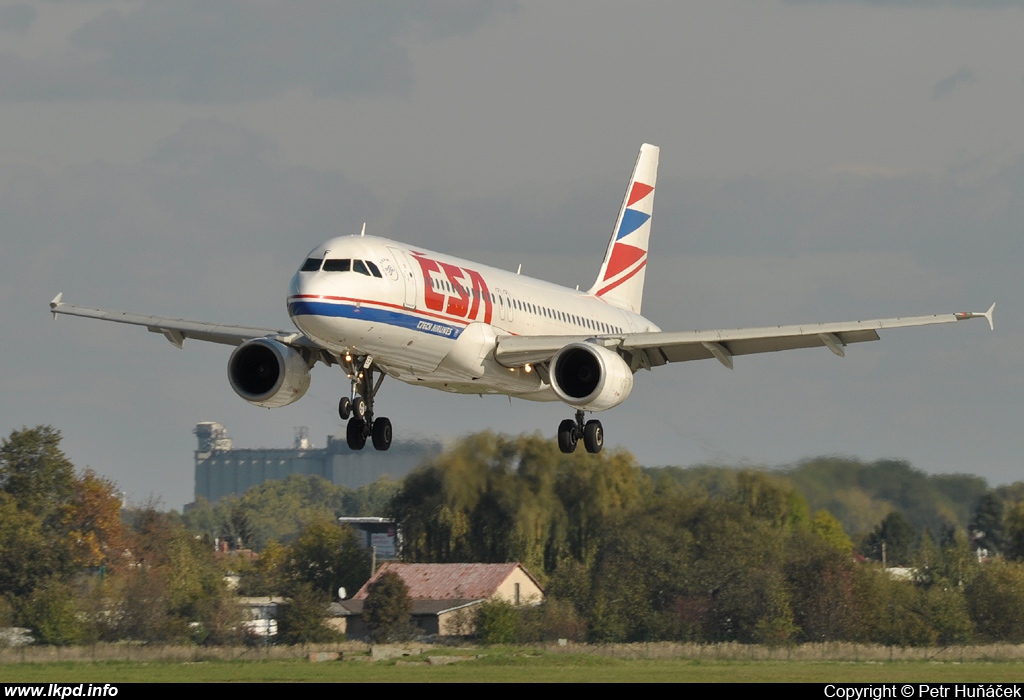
<box><xmin>287</xmin><ymin>235</ymin><xmax>660</xmax><ymax>401</ymax></box>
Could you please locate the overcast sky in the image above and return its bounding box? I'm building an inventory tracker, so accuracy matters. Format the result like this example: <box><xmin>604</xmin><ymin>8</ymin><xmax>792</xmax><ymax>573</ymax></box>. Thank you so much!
<box><xmin>1</xmin><ymin>0</ymin><xmax>1020</xmax><ymax>509</ymax></box>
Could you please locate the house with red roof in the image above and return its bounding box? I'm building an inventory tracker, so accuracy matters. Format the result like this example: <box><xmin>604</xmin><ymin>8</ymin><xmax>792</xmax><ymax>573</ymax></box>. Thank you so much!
<box><xmin>339</xmin><ymin>562</ymin><xmax>544</xmax><ymax>638</ymax></box>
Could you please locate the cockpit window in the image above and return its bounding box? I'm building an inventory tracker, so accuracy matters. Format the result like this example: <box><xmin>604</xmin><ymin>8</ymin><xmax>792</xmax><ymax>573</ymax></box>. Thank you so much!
<box><xmin>317</xmin><ymin>258</ymin><xmax>382</xmax><ymax>278</ymax></box>
<box><xmin>300</xmin><ymin>257</ymin><xmax>323</xmax><ymax>272</ymax></box>
<box><xmin>322</xmin><ymin>259</ymin><xmax>351</xmax><ymax>272</ymax></box>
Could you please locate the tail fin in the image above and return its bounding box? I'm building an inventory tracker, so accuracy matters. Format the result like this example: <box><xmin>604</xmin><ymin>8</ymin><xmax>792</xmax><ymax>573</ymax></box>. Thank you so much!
<box><xmin>588</xmin><ymin>143</ymin><xmax>659</xmax><ymax>314</ymax></box>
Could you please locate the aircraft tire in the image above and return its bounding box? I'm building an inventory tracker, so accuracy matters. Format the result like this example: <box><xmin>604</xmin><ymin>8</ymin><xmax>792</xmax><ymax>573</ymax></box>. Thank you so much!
<box><xmin>338</xmin><ymin>396</ymin><xmax>352</xmax><ymax>421</ymax></box>
<box><xmin>557</xmin><ymin>419</ymin><xmax>577</xmax><ymax>454</ymax></box>
<box><xmin>583</xmin><ymin>420</ymin><xmax>603</xmax><ymax>454</ymax></box>
<box><xmin>354</xmin><ymin>397</ymin><xmax>368</xmax><ymax>419</ymax></box>
<box><xmin>346</xmin><ymin>418</ymin><xmax>367</xmax><ymax>450</ymax></box>
<box><xmin>372</xmin><ymin>417</ymin><xmax>393</xmax><ymax>451</ymax></box>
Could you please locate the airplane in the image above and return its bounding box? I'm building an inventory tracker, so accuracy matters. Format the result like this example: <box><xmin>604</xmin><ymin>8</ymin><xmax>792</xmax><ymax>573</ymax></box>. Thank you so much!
<box><xmin>49</xmin><ymin>143</ymin><xmax>995</xmax><ymax>455</ymax></box>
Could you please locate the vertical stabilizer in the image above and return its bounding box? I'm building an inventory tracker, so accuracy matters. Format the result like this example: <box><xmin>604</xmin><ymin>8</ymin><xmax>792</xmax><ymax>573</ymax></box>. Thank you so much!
<box><xmin>588</xmin><ymin>143</ymin><xmax>659</xmax><ymax>314</ymax></box>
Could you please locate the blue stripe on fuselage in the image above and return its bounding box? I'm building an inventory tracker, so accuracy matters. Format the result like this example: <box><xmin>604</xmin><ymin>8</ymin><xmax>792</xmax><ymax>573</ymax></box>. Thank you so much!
<box><xmin>288</xmin><ymin>300</ymin><xmax>465</xmax><ymax>339</ymax></box>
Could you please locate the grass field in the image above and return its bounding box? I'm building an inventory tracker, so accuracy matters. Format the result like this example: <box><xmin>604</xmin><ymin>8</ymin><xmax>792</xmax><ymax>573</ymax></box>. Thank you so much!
<box><xmin>4</xmin><ymin>649</ymin><xmax>1024</xmax><ymax>683</ymax></box>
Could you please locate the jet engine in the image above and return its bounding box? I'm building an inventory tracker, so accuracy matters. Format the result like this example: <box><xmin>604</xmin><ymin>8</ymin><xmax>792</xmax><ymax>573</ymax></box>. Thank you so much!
<box><xmin>549</xmin><ymin>342</ymin><xmax>633</xmax><ymax>411</ymax></box>
<box><xmin>228</xmin><ymin>338</ymin><xmax>311</xmax><ymax>408</ymax></box>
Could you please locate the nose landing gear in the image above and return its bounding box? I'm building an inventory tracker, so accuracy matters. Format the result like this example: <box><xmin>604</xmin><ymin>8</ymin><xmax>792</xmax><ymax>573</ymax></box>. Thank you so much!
<box><xmin>557</xmin><ymin>409</ymin><xmax>603</xmax><ymax>454</ymax></box>
<box><xmin>339</xmin><ymin>355</ymin><xmax>392</xmax><ymax>451</ymax></box>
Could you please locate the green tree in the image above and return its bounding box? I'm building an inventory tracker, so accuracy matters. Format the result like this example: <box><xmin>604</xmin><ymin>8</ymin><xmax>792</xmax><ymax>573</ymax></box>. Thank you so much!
<box><xmin>392</xmin><ymin>432</ymin><xmax>647</xmax><ymax>577</ymax></box>
<box><xmin>969</xmin><ymin>493</ymin><xmax>1006</xmax><ymax>557</ymax></box>
<box><xmin>966</xmin><ymin>561</ymin><xmax>1024</xmax><ymax>642</ymax></box>
<box><xmin>0</xmin><ymin>493</ymin><xmax>57</xmax><ymax>598</ymax></box>
<box><xmin>362</xmin><ymin>571</ymin><xmax>413</xmax><ymax>643</ymax></box>
<box><xmin>785</xmin><ymin>529</ymin><xmax>858</xmax><ymax>642</ymax></box>
<box><xmin>286</xmin><ymin>518</ymin><xmax>371</xmax><ymax>599</ymax></box>
<box><xmin>736</xmin><ymin>470</ymin><xmax>808</xmax><ymax>529</ymax></box>
<box><xmin>0</xmin><ymin>426</ymin><xmax>75</xmax><ymax>524</ymax></box>
<box><xmin>1004</xmin><ymin>501</ymin><xmax>1024</xmax><ymax>561</ymax></box>
<box><xmin>277</xmin><ymin>582</ymin><xmax>341</xmax><ymax>644</ymax></box>
<box><xmin>863</xmin><ymin>511</ymin><xmax>918</xmax><ymax>567</ymax></box>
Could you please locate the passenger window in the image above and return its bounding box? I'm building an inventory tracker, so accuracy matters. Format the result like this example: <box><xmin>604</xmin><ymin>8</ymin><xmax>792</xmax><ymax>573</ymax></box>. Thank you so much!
<box><xmin>353</xmin><ymin>260</ymin><xmax>369</xmax><ymax>276</ymax></box>
<box><xmin>300</xmin><ymin>257</ymin><xmax>323</xmax><ymax>272</ymax></box>
<box><xmin>366</xmin><ymin>261</ymin><xmax>383</xmax><ymax>278</ymax></box>
<box><xmin>322</xmin><ymin>259</ymin><xmax>351</xmax><ymax>272</ymax></box>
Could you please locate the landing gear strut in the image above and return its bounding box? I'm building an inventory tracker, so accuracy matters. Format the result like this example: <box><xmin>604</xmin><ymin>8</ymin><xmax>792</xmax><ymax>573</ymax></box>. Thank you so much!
<box><xmin>557</xmin><ymin>409</ymin><xmax>603</xmax><ymax>454</ymax></box>
<box><xmin>340</xmin><ymin>355</ymin><xmax>392</xmax><ymax>451</ymax></box>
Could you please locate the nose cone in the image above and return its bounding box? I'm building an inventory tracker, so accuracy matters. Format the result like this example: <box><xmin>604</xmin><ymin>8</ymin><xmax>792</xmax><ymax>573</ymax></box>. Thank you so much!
<box><xmin>288</xmin><ymin>268</ymin><xmax>304</xmax><ymax>299</ymax></box>
<box><xmin>287</xmin><ymin>267</ymin><xmax>319</xmax><ymax>335</ymax></box>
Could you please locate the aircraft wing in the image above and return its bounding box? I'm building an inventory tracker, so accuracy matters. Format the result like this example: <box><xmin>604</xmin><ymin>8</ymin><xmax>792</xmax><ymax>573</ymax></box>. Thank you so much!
<box><xmin>48</xmin><ymin>293</ymin><xmax>318</xmax><ymax>352</ymax></box>
<box><xmin>494</xmin><ymin>305</ymin><xmax>995</xmax><ymax>370</ymax></box>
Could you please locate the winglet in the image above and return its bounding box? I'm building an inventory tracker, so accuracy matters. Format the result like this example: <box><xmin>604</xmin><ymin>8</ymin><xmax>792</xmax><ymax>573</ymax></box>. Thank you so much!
<box><xmin>985</xmin><ymin>302</ymin><xmax>996</xmax><ymax>331</ymax></box>
<box><xmin>50</xmin><ymin>293</ymin><xmax>63</xmax><ymax>319</ymax></box>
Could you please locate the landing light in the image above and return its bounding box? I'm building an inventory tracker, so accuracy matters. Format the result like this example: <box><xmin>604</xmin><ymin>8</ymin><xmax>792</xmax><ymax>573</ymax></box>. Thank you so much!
<box><xmin>524</xmin><ymin>364</ymin><xmax>533</xmax><ymax>373</ymax></box>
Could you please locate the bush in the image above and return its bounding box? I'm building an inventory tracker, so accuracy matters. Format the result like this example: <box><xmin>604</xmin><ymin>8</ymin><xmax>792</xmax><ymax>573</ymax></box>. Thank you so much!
<box><xmin>475</xmin><ymin>599</ymin><xmax>519</xmax><ymax>644</ymax></box>
<box><xmin>363</xmin><ymin>571</ymin><xmax>413</xmax><ymax>643</ymax></box>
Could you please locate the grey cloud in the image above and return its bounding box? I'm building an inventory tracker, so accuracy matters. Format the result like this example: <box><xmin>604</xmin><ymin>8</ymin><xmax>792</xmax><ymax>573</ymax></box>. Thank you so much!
<box><xmin>0</xmin><ymin>118</ymin><xmax>380</xmax><ymax>317</ymax></box>
<box><xmin>931</xmin><ymin>67</ymin><xmax>974</xmax><ymax>99</ymax></box>
<box><xmin>0</xmin><ymin>0</ymin><xmax>514</xmax><ymax>102</ymax></box>
<box><xmin>0</xmin><ymin>3</ymin><xmax>35</xmax><ymax>35</ymax></box>
<box><xmin>785</xmin><ymin>1</ymin><xmax>1024</xmax><ymax>7</ymax></box>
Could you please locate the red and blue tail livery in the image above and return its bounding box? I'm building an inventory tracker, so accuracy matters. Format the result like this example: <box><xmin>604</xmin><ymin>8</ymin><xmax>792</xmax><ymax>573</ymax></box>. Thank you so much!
<box><xmin>591</xmin><ymin>143</ymin><xmax>659</xmax><ymax>314</ymax></box>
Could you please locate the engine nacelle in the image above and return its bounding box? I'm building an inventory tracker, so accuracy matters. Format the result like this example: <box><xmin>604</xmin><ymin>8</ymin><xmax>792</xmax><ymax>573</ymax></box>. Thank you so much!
<box><xmin>228</xmin><ymin>338</ymin><xmax>311</xmax><ymax>408</ymax></box>
<box><xmin>549</xmin><ymin>342</ymin><xmax>633</xmax><ymax>412</ymax></box>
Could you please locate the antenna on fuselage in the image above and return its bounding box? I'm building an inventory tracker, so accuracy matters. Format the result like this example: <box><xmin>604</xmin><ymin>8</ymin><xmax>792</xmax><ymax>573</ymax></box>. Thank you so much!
<box><xmin>517</xmin><ymin>264</ymin><xmax>522</xmax><ymax>275</ymax></box>
<box><xmin>360</xmin><ymin>222</ymin><xmax>366</xmax><ymax>237</ymax></box>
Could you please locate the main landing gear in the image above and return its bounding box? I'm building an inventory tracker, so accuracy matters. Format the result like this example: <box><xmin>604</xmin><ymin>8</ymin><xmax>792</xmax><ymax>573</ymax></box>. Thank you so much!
<box><xmin>338</xmin><ymin>355</ymin><xmax>392</xmax><ymax>451</ymax></box>
<box><xmin>558</xmin><ymin>409</ymin><xmax>603</xmax><ymax>454</ymax></box>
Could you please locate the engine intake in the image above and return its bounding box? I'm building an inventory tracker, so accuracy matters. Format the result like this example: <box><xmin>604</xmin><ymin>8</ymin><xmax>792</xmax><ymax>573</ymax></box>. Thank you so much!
<box><xmin>228</xmin><ymin>338</ymin><xmax>311</xmax><ymax>408</ymax></box>
<box><xmin>549</xmin><ymin>342</ymin><xmax>633</xmax><ymax>411</ymax></box>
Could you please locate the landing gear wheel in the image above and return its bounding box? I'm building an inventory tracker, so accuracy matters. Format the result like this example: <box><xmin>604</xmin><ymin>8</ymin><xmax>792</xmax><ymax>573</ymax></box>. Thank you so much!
<box><xmin>354</xmin><ymin>397</ymin><xmax>368</xmax><ymax>419</ymax></box>
<box><xmin>338</xmin><ymin>396</ymin><xmax>352</xmax><ymax>421</ymax></box>
<box><xmin>346</xmin><ymin>418</ymin><xmax>367</xmax><ymax>450</ymax></box>
<box><xmin>583</xmin><ymin>420</ymin><xmax>603</xmax><ymax>454</ymax></box>
<box><xmin>372</xmin><ymin>417</ymin><xmax>393</xmax><ymax>451</ymax></box>
<box><xmin>557</xmin><ymin>419</ymin><xmax>578</xmax><ymax>454</ymax></box>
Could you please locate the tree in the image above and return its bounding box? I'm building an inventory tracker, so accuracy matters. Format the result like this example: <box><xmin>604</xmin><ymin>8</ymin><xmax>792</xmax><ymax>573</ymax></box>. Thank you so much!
<box><xmin>0</xmin><ymin>493</ymin><xmax>57</xmax><ymax>598</ymax></box>
<box><xmin>965</xmin><ymin>561</ymin><xmax>1024</xmax><ymax>642</ymax></box>
<box><xmin>286</xmin><ymin>518</ymin><xmax>371</xmax><ymax>599</ymax></box>
<box><xmin>391</xmin><ymin>432</ymin><xmax>648</xmax><ymax>576</ymax></box>
<box><xmin>863</xmin><ymin>512</ymin><xmax>918</xmax><ymax>567</ymax></box>
<box><xmin>0</xmin><ymin>426</ymin><xmax>75</xmax><ymax>526</ymax></box>
<box><xmin>969</xmin><ymin>493</ymin><xmax>1006</xmax><ymax>557</ymax></box>
<box><xmin>64</xmin><ymin>469</ymin><xmax>124</xmax><ymax>569</ymax></box>
<box><xmin>362</xmin><ymin>571</ymin><xmax>413</xmax><ymax>643</ymax></box>
<box><xmin>277</xmin><ymin>582</ymin><xmax>341</xmax><ymax>644</ymax></box>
